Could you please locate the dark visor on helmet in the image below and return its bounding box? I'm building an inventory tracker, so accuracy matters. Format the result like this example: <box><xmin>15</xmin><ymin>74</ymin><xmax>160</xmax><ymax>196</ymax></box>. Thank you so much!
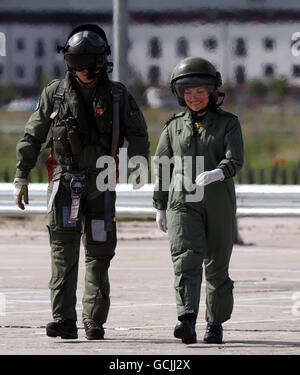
<box><xmin>65</xmin><ymin>54</ymin><xmax>106</xmax><ymax>71</ymax></box>
<box><xmin>68</xmin><ymin>31</ymin><xmax>107</xmax><ymax>52</ymax></box>
<box><xmin>174</xmin><ymin>75</ymin><xmax>215</xmax><ymax>98</ymax></box>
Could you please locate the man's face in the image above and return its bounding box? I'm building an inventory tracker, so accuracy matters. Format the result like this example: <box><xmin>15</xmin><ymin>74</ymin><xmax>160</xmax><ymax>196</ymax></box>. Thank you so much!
<box><xmin>183</xmin><ymin>86</ymin><xmax>210</xmax><ymax>112</ymax></box>
<box><xmin>75</xmin><ymin>69</ymin><xmax>100</xmax><ymax>86</ymax></box>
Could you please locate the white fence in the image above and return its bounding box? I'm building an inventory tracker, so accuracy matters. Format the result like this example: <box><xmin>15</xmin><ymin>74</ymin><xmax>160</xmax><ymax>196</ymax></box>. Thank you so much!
<box><xmin>1</xmin><ymin>183</ymin><xmax>300</xmax><ymax>217</ymax></box>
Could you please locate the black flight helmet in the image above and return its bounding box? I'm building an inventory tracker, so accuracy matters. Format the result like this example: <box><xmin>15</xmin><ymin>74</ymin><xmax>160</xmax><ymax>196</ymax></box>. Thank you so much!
<box><xmin>58</xmin><ymin>24</ymin><xmax>111</xmax><ymax>74</ymax></box>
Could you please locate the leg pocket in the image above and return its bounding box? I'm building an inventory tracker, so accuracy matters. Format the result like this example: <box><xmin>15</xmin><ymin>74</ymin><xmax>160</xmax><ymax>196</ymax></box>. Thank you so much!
<box><xmin>83</xmin><ymin>214</ymin><xmax>117</xmax><ymax>259</ymax></box>
<box><xmin>91</xmin><ymin>220</ymin><xmax>107</xmax><ymax>242</ymax></box>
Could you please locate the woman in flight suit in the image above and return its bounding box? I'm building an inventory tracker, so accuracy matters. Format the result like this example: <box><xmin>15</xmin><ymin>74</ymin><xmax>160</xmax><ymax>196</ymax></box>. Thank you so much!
<box><xmin>153</xmin><ymin>57</ymin><xmax>244</xmax><ymax>344</ymax></box>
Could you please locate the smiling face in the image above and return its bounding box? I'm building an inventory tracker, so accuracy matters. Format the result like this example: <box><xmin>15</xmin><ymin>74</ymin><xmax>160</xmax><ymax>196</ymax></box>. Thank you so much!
<box><xmin>183</xmin><ymin>86</ymin><xmax>210</xmax><ymax>112</ymax></box>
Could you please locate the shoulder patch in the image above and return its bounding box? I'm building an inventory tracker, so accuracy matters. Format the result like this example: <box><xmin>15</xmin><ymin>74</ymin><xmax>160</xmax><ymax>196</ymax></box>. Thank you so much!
<box><xmin>163</xmin><ymin>112</ymin><xmax>185</xmax><ymax>129</ymax></box>
<box><xmin>47</xmin><ymin>79</ymin><xmax>60</xmax><ymax>87</ymax></box>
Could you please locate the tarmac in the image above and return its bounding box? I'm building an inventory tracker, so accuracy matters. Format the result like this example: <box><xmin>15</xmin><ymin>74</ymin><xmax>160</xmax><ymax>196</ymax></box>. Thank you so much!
<box><xmin>0</xmin><ymin>216</ymin><xmax>300</xmax><ymax>356</ymax></box>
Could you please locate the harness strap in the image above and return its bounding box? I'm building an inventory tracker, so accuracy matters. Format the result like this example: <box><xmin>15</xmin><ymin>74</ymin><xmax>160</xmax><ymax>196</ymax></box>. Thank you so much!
<box><xmin>110</xmin><ymin>81</ymin><xmax>121</xmax><ymax>159</ymax></box>
<box><xmin>49</xmin><ymin>79</ymin><xmax>67</xmax><ymax>122</ymax></box>
<box><xmin>47</xmin><ymin>79</ymin><xmax>120</xmax><ymax>229</ymax></box>
<box><xmin>85</xmin><ymin>81</ymin><xmax>121</xmax><ymax>202</ymax></box>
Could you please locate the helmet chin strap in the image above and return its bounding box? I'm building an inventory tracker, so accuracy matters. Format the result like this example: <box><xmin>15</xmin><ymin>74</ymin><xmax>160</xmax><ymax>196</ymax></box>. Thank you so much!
<box><xmin>86</xmin><ymin>71</ymin><xmax>101</xmax><ymax>80</ymax></box>
<box><xmin>71</xmin><ymin>70</ymin><xmax>99</xmax><ymax>86</ymax></box>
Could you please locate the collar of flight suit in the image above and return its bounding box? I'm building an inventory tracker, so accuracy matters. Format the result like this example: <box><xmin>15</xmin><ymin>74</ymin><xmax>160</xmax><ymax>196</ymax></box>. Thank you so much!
<box><xmin>183</xmin><ymin>109</ymin><xmax>216</xmax><ymax>130</ymax></box>
<box><xmin>182</xmin><ymin>109</ymin><xmax>217</xmax><ymax>148</ymax></box>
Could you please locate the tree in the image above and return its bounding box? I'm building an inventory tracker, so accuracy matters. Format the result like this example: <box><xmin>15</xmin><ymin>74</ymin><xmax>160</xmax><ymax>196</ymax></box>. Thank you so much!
<box><xmin>0</xmin><ymin>81</ymin><xmax>18</xmax><ymax>105</ymax></box>
<box><xmin>268</xmin><ymin>75</ymin><xmax>289</xmax><ymax>102</ymax></box>
<box><xmin>268</xmin><ymin>75</ymin><xmax>289</xmax><ymax>125</ymax></box>
<box><xmin>246</xmin><ymin>79</ymin><xmax>268</xmax><ymax>99</ymax></box>
<box><xmin>129</xmin><ymin>72</ymin><xmax>147</xmax><ymax>97</ymax></box>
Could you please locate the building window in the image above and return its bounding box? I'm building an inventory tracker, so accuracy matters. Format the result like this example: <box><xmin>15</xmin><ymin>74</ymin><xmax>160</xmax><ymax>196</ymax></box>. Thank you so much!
<box><xmin>16</xmin><ymin>65</ymin><xmax>25</xmax><ymax>78</ymax></box>
<box><xmin>35</xmin><ymin>65</ymin><xmax>43</xmax><ymax>82</ymax></box>
<box><xmin>234</xmin><ymin>38</ymin><xmax>247</xmax><ymax>57</ymax></box>
<box><xmin>263</xmin><ymin>37</ymin><xmax>275</xmax><ymax>51</ymax></box>
<box><xmin>292</xmin><ymin>65</ymin><xmax>300</xmax><ymax>77</ymax></box>
<box><xmin>264</xmin><ymin>64</ymin><xmax>275</xmax><ymax>77</ymax></box>
<box><xmin>148</xmin><ymin>65</ymin><xmax>160</xmax><ymax>84</ymax></box>
<box><xmin>35</xmin><ymin>39</ymin><xmax>45</xmax><ymax>58</ymax></box>
<box><xmin>148</xmin><ymin>37</ymin><xmax>162</xmax><ymax>58</ymax></box>
<box><xmin>235</xmin><ymin>65</ymin><xmax>246</xmax><ymax>84</ymax></box>
<box><xmin>176</xmin><ymin>37</ymin><xmax>189</xmax><ymax>57</ymax></box>
<box><xmin>203</xmin><ymin>37</ymin><xmax>218</xmax><ymax>52</ymax></box>
<box><xmin>16</xmin><ymin>38</ymin><xmax>25</xmax><ymax>52</ymax></box>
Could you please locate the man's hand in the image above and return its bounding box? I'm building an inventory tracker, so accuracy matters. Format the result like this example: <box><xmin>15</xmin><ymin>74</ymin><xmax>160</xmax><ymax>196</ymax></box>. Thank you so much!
<box><xmin>195</xmin><ymin>169</ymin><xmax>224</xmax><ymax>187</ymax></box>
<box><xmin>156</xmin><ymin>210</ymin><xmax>167</xmax><ymax>233</ymax></box>
<box><xmin>13</xmin><ymin>178</ymin><xmax>29</xmax><ymax>210</ymax></box>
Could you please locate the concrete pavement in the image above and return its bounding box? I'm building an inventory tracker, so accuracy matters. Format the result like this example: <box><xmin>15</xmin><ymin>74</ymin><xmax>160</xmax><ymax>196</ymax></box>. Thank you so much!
<box><xmin>0</xmin><ymin>217</ymin><xmax>300</xmax><ymax>355</ymax></box>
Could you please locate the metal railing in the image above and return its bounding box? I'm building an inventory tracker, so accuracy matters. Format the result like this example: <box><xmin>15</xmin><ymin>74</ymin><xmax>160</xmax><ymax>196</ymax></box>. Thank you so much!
<box><xmin>2</xmin><ymin>183</ymin><xmax>300</xmax><ymax>217</ymax></box>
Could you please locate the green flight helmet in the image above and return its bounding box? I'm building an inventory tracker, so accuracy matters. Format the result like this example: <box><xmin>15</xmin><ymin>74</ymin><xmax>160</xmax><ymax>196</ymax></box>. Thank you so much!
<box><xmin>170</xmin><ymin>57</ymin><xmax>222</xmax><ymax>106</ymax></box>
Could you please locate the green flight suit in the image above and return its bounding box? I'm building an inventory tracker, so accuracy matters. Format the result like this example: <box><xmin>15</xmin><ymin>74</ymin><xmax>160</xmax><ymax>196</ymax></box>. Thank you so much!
<box><xmin>15</xmin><ymin>71</ymin><xmax>149</xmax><ymax>325</ymax></box>
<box><xmin>153</xmin><ymin>109</ymin><xmax>243</xmax><ymax>325</ymax></box>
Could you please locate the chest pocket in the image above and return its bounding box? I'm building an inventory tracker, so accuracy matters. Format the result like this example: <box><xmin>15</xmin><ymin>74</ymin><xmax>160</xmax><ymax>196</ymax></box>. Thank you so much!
<box><xmin>51</xmin><ymin>117</ymin><xmax>74</xmax><ymax>162</ymax></box>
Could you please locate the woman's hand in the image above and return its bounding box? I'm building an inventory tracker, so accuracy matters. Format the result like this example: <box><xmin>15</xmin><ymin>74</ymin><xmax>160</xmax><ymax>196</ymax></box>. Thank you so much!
<box><xmin>156</xmin><ymin>210</ymin><xmax>167</xmax><ymax>232</ymax></box>
<box><xmin>195</xmin><ymin>169</ymin><xmax>224</xmax><ymax>187</ymax></box>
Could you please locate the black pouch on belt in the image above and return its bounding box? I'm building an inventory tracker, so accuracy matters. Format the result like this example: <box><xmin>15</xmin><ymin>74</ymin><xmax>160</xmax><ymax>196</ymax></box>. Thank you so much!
<box><xmin>69</xmin><ymin>174</ymin><xmax>86</xmax><ymax>223</ymax></box>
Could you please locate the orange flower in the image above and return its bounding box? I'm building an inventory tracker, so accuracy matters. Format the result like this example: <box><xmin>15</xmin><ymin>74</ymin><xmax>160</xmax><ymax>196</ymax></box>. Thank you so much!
<box><xmin>273</xmin><ymin>158</ymin><xmax>287</xmax><ymax>166</ymax></box>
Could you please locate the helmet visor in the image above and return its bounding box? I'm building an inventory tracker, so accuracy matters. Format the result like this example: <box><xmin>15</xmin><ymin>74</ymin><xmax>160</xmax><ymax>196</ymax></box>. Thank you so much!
<box><xmin>68</xmin><ymin>31</ymin><xmax>107</xmax><ymax>52</ymax></box>
<box><xmin>65</xmin><ymin>54</ymin><xmax>106</xmax><ymax>71</ymax></box>
<box><xmin>174</xmin><ymin>76</ymin><xmax>215</xmax><ymax>98</ymax></box>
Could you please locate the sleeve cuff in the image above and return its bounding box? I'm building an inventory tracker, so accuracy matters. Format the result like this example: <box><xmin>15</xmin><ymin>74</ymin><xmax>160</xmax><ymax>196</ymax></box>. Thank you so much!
<box><xmin>153</xmin><ymin>201</ymin><xmax>168</xmax><ymax>211</ymax></box>
<box><xmin>15</xmin><ymin>169</ymin><xmax>29</xmax><ymax>179</ymax></box>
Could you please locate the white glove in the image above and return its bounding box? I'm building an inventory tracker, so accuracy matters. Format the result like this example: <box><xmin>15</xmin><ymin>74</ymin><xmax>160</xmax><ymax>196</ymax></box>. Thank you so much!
<box><xmin>13</xmin><ymin>178</ymin><xmax>29</xmax><ymax>210</ymax></box>
<box><xmin>156</xmin><ymin>210</ymin><xmax>167</xmax><ymax>233</ymax></box>
<box><xmin>195</xmin><ymin>168</ymin><xmax>224</xmax><ymax>187</ymax></box>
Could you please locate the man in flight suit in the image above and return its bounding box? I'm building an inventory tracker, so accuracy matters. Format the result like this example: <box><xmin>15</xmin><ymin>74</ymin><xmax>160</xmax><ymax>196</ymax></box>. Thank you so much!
<box><xmin>14</xmin><ymin>24</ymin><xmax>149</xmax><ymax>340</ymax></box>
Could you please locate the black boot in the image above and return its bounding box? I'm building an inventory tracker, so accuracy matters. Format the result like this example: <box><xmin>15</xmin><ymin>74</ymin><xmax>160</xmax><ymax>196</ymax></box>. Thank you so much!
<box><xmin>84</xmin><ymin>321</ymin><xmax>105</xmax><ymax>340</ymax></box>
<box><xmin>203</xmin><ymin>324</ymin><xmax>223</xmax><ymax>344</ymax></box>
<box><xmin>174</xmin><ymin>315</ymin><xmax>197</xmax><ymax>344</ymax></box>
<box><xmin>46</xmin><ymin>318</ymin><xmax>78</xmax><ymax>339</ymax></box>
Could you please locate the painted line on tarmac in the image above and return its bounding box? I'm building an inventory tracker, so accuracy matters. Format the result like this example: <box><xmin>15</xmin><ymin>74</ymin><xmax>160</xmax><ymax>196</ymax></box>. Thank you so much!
<box><xmin>2</xmin><ymin>317</ymin><xmax>300</xmax><ymax>332</ymax></box>
<box><xmin>109</xmin><ymin>317</ymin><xmax>300</xmax><ymax>331</ymax></box>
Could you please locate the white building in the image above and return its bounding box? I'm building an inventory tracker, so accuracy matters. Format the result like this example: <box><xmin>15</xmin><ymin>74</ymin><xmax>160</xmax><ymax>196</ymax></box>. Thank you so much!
<box><xmin>0</xmin><ymin>0</ymin><xmax>300</xmax><ymax>89</ymax></box>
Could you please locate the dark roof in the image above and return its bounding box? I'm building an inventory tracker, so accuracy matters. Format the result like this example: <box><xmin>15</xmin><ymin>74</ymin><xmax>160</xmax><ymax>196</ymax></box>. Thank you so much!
<box><xmin>1</xmin><ymin>0</ymin><xmax>300</xmax><ymax>13</ymax></box>
<box><xmin>1</xmin><ymin>0</ymin><xmax>300</xmax><ymax>24</ymax></box>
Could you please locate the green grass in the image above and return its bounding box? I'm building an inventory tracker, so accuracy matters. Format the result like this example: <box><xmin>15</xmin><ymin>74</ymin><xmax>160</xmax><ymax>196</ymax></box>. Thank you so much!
<box><xmin>1</xmin><ymin>106</ymin><xmax>300</xmax><ymax>183</ymax></box>
<box><xmin>0</xmin><ymin>109</ymin><xmax>31</xmax><ymax>125</ymax></box>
